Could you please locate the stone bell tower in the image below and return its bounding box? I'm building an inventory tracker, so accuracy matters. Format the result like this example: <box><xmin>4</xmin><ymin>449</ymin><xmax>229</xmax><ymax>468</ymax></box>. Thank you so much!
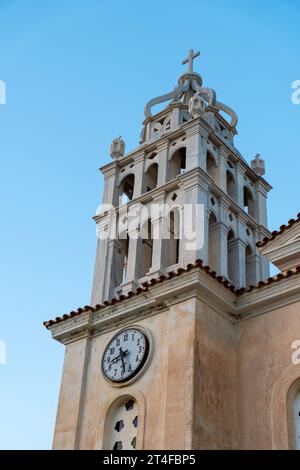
<box><xmin>45</xmin><ymin>50</ymin><xmax>274</xmax><ymax>450</ymax></box>
<box><xmin>91</xmin><ymin>49</ymin><xmax>270</xmax><ymax>307</ymax></box>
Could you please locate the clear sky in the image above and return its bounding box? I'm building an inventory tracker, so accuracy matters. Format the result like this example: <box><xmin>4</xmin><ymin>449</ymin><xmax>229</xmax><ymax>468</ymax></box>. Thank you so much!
<box><xmin>0</xmin><ymin>0</ymin><xmax>299</xmax><ymax>449</ymax></box>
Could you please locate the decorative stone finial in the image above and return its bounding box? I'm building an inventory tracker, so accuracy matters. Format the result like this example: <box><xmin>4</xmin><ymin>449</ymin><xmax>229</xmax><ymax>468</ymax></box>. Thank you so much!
<box><xmin>251</xmin><ymin>153</ymin><xmax>265</xmax><ymax>176</ymax></box>
<box><xmin>189</xmin><ymin>93</ymin><xmax>206</xmax><ymax>118</ymax></box>
<box><xmin>143</xmin><ymin>49</ymin><xmax>237</xmax><ymax>127</ymax></box>
<box><xmin>110</xmin><ymin>136</ymin><xmax>125</xmax><ymax>159</ymax></box>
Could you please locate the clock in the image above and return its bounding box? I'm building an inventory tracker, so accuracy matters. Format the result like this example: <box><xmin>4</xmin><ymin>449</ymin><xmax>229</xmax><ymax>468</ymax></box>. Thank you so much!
<box><xmin>102</xmin><ymin>327</ymin><xmax>150</xmax><ymax>383</ymax></box>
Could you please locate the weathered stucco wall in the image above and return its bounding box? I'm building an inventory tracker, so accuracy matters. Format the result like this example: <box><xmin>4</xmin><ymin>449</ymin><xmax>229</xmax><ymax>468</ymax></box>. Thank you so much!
<box><xmin>52</xmin><ymin>293</ymin><xmax>300</xmax><ymax>450</ymax></box>
<box><xmin>236</xmin><ymin>301</ymin><xmax>300</xmax><ymax>450</ymax></box>
<box><xmin>192</xmin><ymin>299</ymin><xmax>238</xmax><ymax>449</ymax></box>
<box><xmin>53</xmin><ymin>337</ymin><xmax>90</xmax><ymax>449</ymax></box>
<box><xmin>53</xmin><ymin>299</ymin><xmax>199</xmax><ymax>450</ymax></box>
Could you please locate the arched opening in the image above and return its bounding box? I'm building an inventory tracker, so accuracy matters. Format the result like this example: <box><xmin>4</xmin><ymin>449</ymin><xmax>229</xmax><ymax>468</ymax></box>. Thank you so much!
<box><xmin>119</xmin><ymin>174</ymin><xmax>135</xmax><ymax>205</ymax></box>
<box><xmin>114</xmin><ymin>236</ymin><xmax>129</xmax><ymax>288</ymax></box>
<box><xmin>169</xmin><ymin>147</ymin><xmax>186</xmax><ymax>180</ymax></box>
<box><xmin>243</xmin><ymin>187</ymin><xmax>255</xmax><ymax>218</ymax></box>
<box><xmin>140</xmin><ymin>219</ymin><xmax>153</xmax><ymax>277</ymax></box>
<box><xmin>166</xmin><ymin>208</ymin><xmax>180</xmax><ymax>267</ymax></box>
<box><xmin>226</xmin><ymin>170</ymin><xmax>236</xmax><ymax>200</ymax></box>
<box><xmin>144</xmin><ymin>163</ymin><xmax>158</xmax><ymax>192</ymax></box>
<box><xmin>227</xmin><ymin>229</ymin><xmax>236</xmax><ymax>284</ymax></box>
<box><xmin>287</xmin><ymin>379</ymin><xmax>300</xmax><ymax>450</ymax></box>
<box><xmin>208</xmin><ymin>212</ymin><xmax>218</xmax><ymax>271</ymax></box>
<box><xmin>121</xmin><ymin>236</ymin><xmax>129</xmax><ymax>284</ymax></box>
<box><xmin>294</xmin><ymin>392</ymin><xmax>300</xmax><ymax>450</ymax></box>
<box><xmin>206</xmin><ymin>152</ymin><xmax>218</xmax><ymax>183</ymax></box>
<box><xmin>103</xmin><ymin>396</ymin><xmax>139</xmax><ymax>450</ymax></box>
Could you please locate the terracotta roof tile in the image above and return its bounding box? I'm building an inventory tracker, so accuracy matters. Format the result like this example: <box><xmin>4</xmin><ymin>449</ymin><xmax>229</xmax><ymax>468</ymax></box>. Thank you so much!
<box><xmin>257</xmin><ymin>212</ymin><xmax>300</xmax><ymax>248</ymax></box>
<box><xmin>43</xmin><ymin>261</ymin><xmax>300</xmax><ymax>329</ymax></box>
<box><xmin>235</xmin><ymin>265</ymin><xmax>300</xmax><ymax>295</ymax></box>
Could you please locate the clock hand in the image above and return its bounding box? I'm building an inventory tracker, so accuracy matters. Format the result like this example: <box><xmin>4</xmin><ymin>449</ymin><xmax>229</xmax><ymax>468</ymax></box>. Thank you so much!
<box><xmin>119</xmin><ymin>347</ymin><xmax>126</xmax><ymax>373</ymax></box>
<box><xmin>110</xmin><ymin>349</ymin><xmax>128</xmax><ymax>364</ymax></box>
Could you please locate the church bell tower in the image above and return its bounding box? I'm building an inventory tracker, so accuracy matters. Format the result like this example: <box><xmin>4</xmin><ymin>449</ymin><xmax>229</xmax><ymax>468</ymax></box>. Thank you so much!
<box><xmin>45</xmin><ymin>50</ymin><xmax>272</xmax><ymax>450</ymax></box>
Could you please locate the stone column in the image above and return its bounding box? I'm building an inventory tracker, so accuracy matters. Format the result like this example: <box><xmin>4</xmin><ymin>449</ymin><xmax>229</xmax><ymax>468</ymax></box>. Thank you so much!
<box><xmin>236</xmin><ymin>162</ymin><xmax>245</xmax><ymax>209</ymax></box>
<box><xmin>228</xmin><ymin>239</ymin><xmax>247</xmax><ymax>288</ymax></box>
<box><xmin>101</xmin><ymin>162</ymin><xmax>120</xmax><ymax>207</ymax></box>
<box><xmin>157</xmin><ymin>141</ymin><xmax>169</xmax><ymax>186</ymax></box>
<box><xmin>185</xmin><ymin>124</ymin><xmax>208</xmax><ymax>171</ymax></box>
<box><xmin>132</xmin><ymin>152</ymin><xmax>145</xmax><ymax>199</ymax></box>
<box><xmin>218</xmin><ymin>200</ymin><xmax>230</xmax><ymax>277</ymax></box>
<box><xmin>148</xmin><ymin>191</ymin><xmax>166</xmax><ymax>276</ymax></box>
<box><xmin>122</xmin><ymin>225</ymin><xmax>141</xmax><ymax>293</ymax></box>
<box><xmin>245</xmin><ymin>252</ymin><xmax>261</xmax><ymax>286</ymax></box>
<box><xmin>255</xmin><ymin>181</ymin><xmax>268</xmax><ymax>228</ymax></box>
<box><xmin>254</xmin><ymin>228</ymin><xmax>270</xmax><ymax>280</ymax></box>
<box><xmin>90</xmin><ymin>237</ymin><xmax>108</xmax><ymax>305</ymax></box>
<box><xmin>103</xmin><ymin>238</ymin><xmax>120</xmax><ymax>300</ymax></box>
<box><xmin>209</xmin><ymin>221</ymin><xmax>229</xmax><ymax>277</ymax></box>
<box><xmin>91</xmin><ymin>210</ymin><xmax>117</xmax><ymax>305</ymax></box>
<box><xmin>218</xmin><ymin>147</ymin><xmax>229</xmax><ymax>193</ymax></box>
<box><xmin>261</xmin><ymin>254</ymin><xmax>270</xmax><ymax>280</ymax></box>
<box><xmin>179</xmin><ymin>171</ymin><xmax>209</xmax><ymax>266</ymax></box>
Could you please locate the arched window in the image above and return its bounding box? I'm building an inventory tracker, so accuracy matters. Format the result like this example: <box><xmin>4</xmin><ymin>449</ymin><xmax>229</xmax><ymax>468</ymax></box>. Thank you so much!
<box><xmin>140</xmin><ymin>219</ymin><xmax>153</xmax><ymax>277</ymax></box>
<box><xmin>227</xmin><ymin>229</ymin><xmax>236</xmax><ymax>284</ymax></box>
<box><xmin>169</xmin><ymin>147</ymin><xmax>186</xmax><ymax>180</ymax></box>
<box><xmin>103</xmin><ymin>396</ymin><xmax>139</xmax><ymax>450</ymax></box>
<box><xmin>287</xmin><ymin>379</ymin><xmax>300</xmax><ymax>450</ymax></box>
<box><xmin>208</xmin><ymin>212</ymin><xmax>218</xmax><ymax>271</ymax></box>
<box><xmin>144</xmin><ymin>163</ymin><xmax>158</xmax><ymax>192</ymax></box>
<box><xmin>119</xmin><ymin>174</ymin><xmax>135</xmax><ymax>205</ymax></box>
<box><xmin>206</xmin><ymin>152</ymin><xmax>218</xmax><ymax>183</ymax></box>
<box><xmin>243</xmin><ymin>187</ymin><xmax>255</xmax><ymax>218</ymax></box>
<box><xmin>294</xmin><ymin>392</ymin><xmax>300</xmax><ymax>450</ymax></box>
<box><xmin>226</xmin><ymin>170</ymin><xmax>236</xmax><ymax>200</ymax></box>
<box><xmin>121</xmin><ymin>237</ymin><xmax>129</xmax><ymax>284</ymax></box>
<box><xmin>114</xmin><ymin>236</ymin><xmax>129</xmax><ymax>288</ymax></box>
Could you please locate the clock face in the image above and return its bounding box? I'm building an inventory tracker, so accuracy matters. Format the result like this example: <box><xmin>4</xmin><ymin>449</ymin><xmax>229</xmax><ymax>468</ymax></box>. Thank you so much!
<box><xmin>102</xmin><ymin>328</ymin><xmax>149</xmax><ymax>383</ymax></box>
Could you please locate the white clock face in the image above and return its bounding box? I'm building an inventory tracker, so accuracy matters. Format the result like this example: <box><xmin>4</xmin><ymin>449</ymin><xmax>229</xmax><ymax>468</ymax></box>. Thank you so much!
<box><xmin>102</xmin><ymin>328</ymin><xmax>149</xmax><ymax>383</ymax></box>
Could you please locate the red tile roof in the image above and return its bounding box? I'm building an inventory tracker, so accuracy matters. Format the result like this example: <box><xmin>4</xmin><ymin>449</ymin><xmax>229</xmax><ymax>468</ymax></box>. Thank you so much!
<box><xmin>43</xmin><ymin>260</ymin><xmax>300</xmax><ymax>329</ymax></box>
<box><xmin>235</xmin><ymin>265</ymin><xmax>300</xmax><ymax>295</ymax></box>
<box><xmin>257</xmin><ymin>213</ymin><xmax>300</xmax><ymax>248</ymax></box>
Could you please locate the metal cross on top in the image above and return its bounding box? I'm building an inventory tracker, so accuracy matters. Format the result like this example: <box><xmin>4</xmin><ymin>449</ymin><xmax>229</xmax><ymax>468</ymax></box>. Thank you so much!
<box><xmin>182</xmin><ymin>49</ymin><xmax>200</xmax><ymax>73</ymax></box>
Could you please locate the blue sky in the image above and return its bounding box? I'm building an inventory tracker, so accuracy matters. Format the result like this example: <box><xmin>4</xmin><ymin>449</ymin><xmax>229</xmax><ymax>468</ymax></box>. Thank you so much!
<box><xmin>0</xmin><ymin>0</ymin><xmax>299</xmax><ymax>449</ymax></box>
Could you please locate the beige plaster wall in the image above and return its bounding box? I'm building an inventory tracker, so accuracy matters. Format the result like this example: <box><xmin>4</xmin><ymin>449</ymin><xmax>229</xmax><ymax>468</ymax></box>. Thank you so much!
<box><xmin>236</xmin><ymin>301</ymin><xmax>300</xmax><ymax>449</ymax></box>
<box><xmin>53</xmin><ymin>298</ymin><xmax>198</xmax><ymax>450</ymax></box>
<box><xmin>193</xmin><ymin>299</ymin><xmax>238</xmax><ymax>449</ymax></box>
<box><xmin>52</xmin><ymin>295</ymin><xmax>300</xmax><ymax>450</ymax></box>
<box><xmin>53</xmin><ymin>336</ymin><xmax>90</xmax><ymax>449</ymax></box>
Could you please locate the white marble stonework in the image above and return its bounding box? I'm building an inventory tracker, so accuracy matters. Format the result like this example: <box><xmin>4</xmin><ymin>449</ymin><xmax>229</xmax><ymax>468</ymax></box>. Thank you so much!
<box><xmin>91</xmin><ymin>49</ymin><xmax>271</xmax><ymax>305</ymax></box>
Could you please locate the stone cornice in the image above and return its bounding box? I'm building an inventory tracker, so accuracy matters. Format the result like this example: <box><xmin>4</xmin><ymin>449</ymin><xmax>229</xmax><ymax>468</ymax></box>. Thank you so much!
<box><xmin>92</xmin><ymin>180</ymin><xmax>180</xmax><ymax>223</ymax></box>
<box><xmin>259</xmin><ymin>224</ymin><xmax>300</xmax><ymax>271</ymax></box>
<box><xmin>178</xmin><ymin>167</ymin><xmax>209</xmax><ymax>192</ymax></box>
<box><xmin>93</xmin><ymin>165</ymin><xmax>271</xmax><ymax>240</ymax></box>
<box><xmin>100</xmin><ymin>161</ymin><xmax>120</xmax><ymax>178</ymax></box>
<box><xmin>235</xmin><ymin>273</ymin><xmax>300</xmax><ymax>320</ymax></box>
<box><xmin>99</xmin><ymin>115</ymin><xmax>272</xmax><ymax>193</ymax></box>
<box><xmin>47</xmin><ymin>265</ymin><xmax>300</xmax><ymax>344</ymax></box>
<box><xmin>48</xmin><ymin>268</ymin><xmax>237</xmax><ymax>344</ymax></box>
